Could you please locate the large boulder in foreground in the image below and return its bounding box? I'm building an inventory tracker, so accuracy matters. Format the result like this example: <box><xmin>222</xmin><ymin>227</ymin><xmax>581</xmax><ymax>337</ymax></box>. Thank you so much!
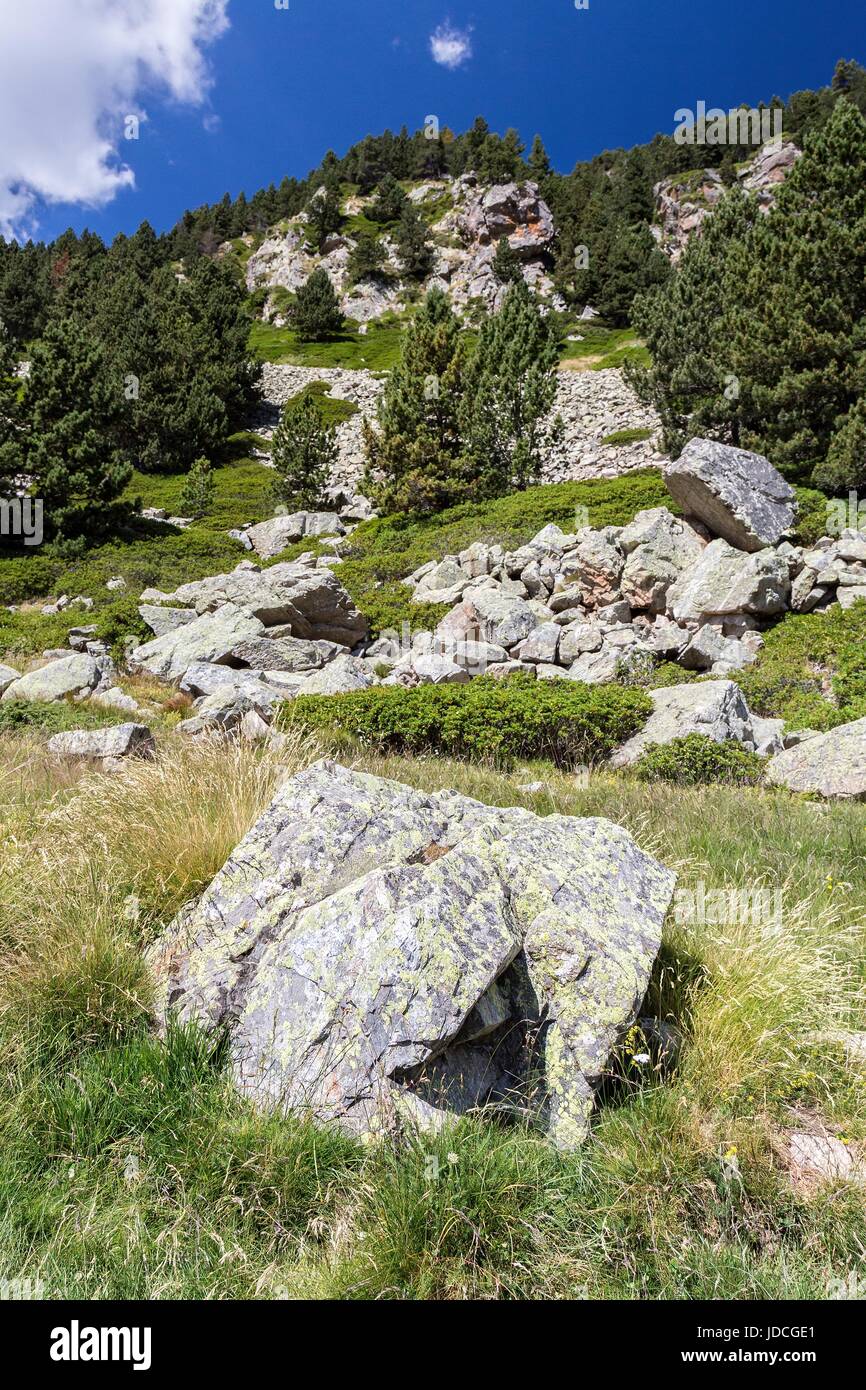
<box><xmin>663</xmin><ymin>439</ymin><xmax>796</xmax><ymax>553</ymax></box>
<box><xmin>149</xmin><ymin>761</ymin><xmax>675</xmax><ymax>1149</ymax></box>
<box><xmin>609</xmin><ymin>680</ymin><xmax>756</xmax><ymax>767</ymax></box>
<box><xmin>766</xmin><ymin>718</ymin><xmax>866</xmax><ymax>799</ymax></box>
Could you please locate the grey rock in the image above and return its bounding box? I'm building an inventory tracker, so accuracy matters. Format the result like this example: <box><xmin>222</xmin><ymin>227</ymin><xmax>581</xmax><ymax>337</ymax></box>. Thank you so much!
<box><xmin>245</xmin><ymin>512</ymin><xmax>346</xmax><ymax>561</ymax></box>
<box><xmin>663</xmin><ymin>438</ymin><xmax>796</xmax><ymax>553</ymax></box>
<box><xmin>558</xmin><ymin>621</ymin><xmax>604</xmax><ymax>664</ymax></box>
<box><xmin>680</xmin><ymin>624</ymin><xmax>752</xmax><ymax>673</ymax></box>
<box><xmin>667</xmin><ymin>540</ymin><xmax>790</xmax><ymax>622</ymax></box>
<box><xmin>619</xmin><ymin>508</ymin><xmax>705</xmax><ymax>612</ymax></box>
<box><xmin>749</xmin><ymin>715</ymin><xmax>785</xmax><ymax>757</ymax></box>
<box><xmin>138</xmin><ymin>606</ymin><xmax>199</xmax><ymax>639</ymax></box>
<box><xmin>2</xmin><ymin>653</ymin><xmax>101</xmax><ymax>703</ymax></box>
<box><xmin>130</xmin><ymin>604</ymin><xmax>266</xmax><ymax>683</ymax></box>
<box><xmin>465</xmin><ymin>589</ymin><xmax>539</xmax><ymax>650</ymax></box>
<box><xmin>47</xmin><ymin>723</ymin><xmax>156</xmax><ymax>768</ymax></box>
<box><xmin>152</xmin><ymin>562</ymin><xmax>366</xmax><ymax>646</ymax></box>
<box><xmin>609</xmin><ymin>680</ymin><xmax>756</xmax><ymax>767</ymax></box>
<box><xmin>229</xmin><ymin>636</ymin><xmax>339</xmax><ymax>673</ymax></box>
<box><xmin>765</xmin><ymin>718</ymin><xmax>866</xmax><ymax>798</ymax></box>
<box><xmin>91</xmin><ymin>687</ymin><xmax>142</xmax><ymax>715</ymax></box>
<box><xmin>149</xmin><ymin>761</ymin><xmax>676</xmax><ymax>1148</ymax></box>
<box><xmin>0</xmin><ymin>663</ymin><xmax>21</xmax><ymax>696</ymax></box>
<box><xmin>513</xmin><ymin>622</ymin><xmax>560</xmax><ymax>665</ymax></box>
<box><xmin>296</xmin><ymin>654</ymin><xmax>376</xmax><ymax>696</ymax></box>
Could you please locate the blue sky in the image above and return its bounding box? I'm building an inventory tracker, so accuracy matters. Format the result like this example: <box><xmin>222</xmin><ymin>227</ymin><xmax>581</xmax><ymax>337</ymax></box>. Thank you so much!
<box><xmin>2</xmin><ymin>0</ymin><xmax>864</xmax><ymax>244</ymax></box>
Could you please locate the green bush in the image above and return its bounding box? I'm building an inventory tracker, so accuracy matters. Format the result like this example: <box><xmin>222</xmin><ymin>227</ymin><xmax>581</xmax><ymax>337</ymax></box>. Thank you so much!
<box><xmin>289</xmin><ymin>675</ymin><xmax>652</xmax><ymax>767</ymax></box>
<box><xmin>738</xmin><ymin>599</ymin><xmax>866</xmax><ymax>730</ymax></box>
<box><xmin>0</xmin><ymin>554</ymin><xmax>58</xmax><ymax>605</ymax></box>
<box><xmin>0</xmin><ymin>699</ymin><xmax>128</xmax><ymax>735</ymax></box>
<box><xmin>634</xmin><ymin>735</ymin><xmax>766</xmax><ymax>787</ymax></box>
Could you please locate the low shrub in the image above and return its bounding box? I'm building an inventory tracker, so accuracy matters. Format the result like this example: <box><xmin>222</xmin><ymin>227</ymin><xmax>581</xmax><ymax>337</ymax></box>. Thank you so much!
<box><xmin>634</xmin><ymin>734</ymin><xmax>766</xmax><ymax>787</ymax></box>
<box><xmin>289</xmin><ymin>674</ymin><xmax>651</xmax><ymax>767</ymax></box>
<box><xmin>0</xmin><ymin>700</ymin><xmax>128</xmax><ymax>736</ymax></box>
<box><xmin>738</xmin><ymin>599</ymin><xmax>866</xmax><ymax>730</ymax></box>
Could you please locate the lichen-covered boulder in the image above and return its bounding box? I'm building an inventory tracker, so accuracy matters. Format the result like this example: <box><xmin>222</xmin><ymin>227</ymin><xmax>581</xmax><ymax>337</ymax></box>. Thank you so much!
<box><xmin>149</xmin><ymin>761</ymin><xmax>676</xmax><ymax>1149</ymax></box>
<box><xmin>129</xmin><ymin>604</ymin><xmax>266</xmax><ymax>683</ymax></box>
<box><xmin>1</xmin><ymin>652</ymin><xmax>102</xmax><ymax>703</ymax></box>
<box><xmin>666</xmin><ymin>539</ymin><xmax>790</xmax><ymax>623</ymax></box>
<box><xmin>765</xmin><ymin>718</ymin><xmax>866</xmax><ymax>798</ymax></box>
<box><xmin>609</xmin><ymin>680</ymin><xmax>756</xmax><ymax>767</ymax></box>
<box><xmin>663</xmin><ymin>439</ymin><xmax>796</xmax><ymax>553</ymax></box>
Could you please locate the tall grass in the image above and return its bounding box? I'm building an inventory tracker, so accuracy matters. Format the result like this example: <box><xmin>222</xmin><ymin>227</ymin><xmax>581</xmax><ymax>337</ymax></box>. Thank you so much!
<box><xmin>0</xmin><ymin>734</ymin><xmax>863</xmax><ymax>1298</ymax></box>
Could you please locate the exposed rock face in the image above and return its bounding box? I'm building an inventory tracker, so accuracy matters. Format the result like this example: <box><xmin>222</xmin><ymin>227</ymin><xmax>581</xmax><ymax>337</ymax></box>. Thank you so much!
<box><xmin>609</xmin><ymin>681</ymin><xmax>757</xmax><ymax>768</ymax></box>
<box><xmin>766</xmin><ymin>718</ymin><xmax>866</xmax><ymax>799</ymax></box>
<box><xmin>652</xmin><ymin>141</ymin><xmax>801</xmax><ymax>260</ymax></box>
<box><xmin>149</xmin><ymin>761</ymin><xmax>676</xmax><ymax>1148</ymax></box>
<box><xmin>47</xmin><ymin>723</ymin><xmax>156</xmax><ymax>770</ymax></box>
<box><xmin>663</xmin><ymin>439</ymin><xmax>796</xmax><ymax>553</ymax></box>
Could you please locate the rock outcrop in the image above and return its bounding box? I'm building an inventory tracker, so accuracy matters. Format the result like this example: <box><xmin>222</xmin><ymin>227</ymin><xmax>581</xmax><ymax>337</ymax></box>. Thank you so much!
<box><xmin>149</xmin><ymin>761</ymin><xmax>676</xmax><ymax>1148</ymax></box>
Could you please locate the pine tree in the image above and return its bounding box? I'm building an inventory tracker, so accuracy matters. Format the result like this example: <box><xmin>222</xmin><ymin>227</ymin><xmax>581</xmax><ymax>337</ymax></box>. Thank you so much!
<box><xmin>179</xmin><ymin>456</ymin><xmax>216</xmax><ymax>520</ymax></box>
<box><xmin>817</xmin><ymin>395</ymin><xmax>866</xmax><ymax>491</ymax></box>
<box><xmin>305</xmin><ymin>181</ymin><xmax>343</xmax><ymax>250</ymax></box>
<box><xmin>493</xmin><ymin>236</ymin><xmax>523</xmax><ymax>286</ymax></box>
<box><xmin>23</xmin><ymin>315</ymin><xmax>132</xmax><ymax>539</ymax></box>
<box><xmin>290</xmin><ymin>269</ymin><xmax>344</xmax><ymax>341</ymax></box>
<box><xmin>627</xmin><ymin>187</ymin><xmax>759</xmax><ymax>455</ymax></box>
<box><xmin>725</xmin><ymin>99</ymin><xmax>866</xmax><ymax>485</ymax></box>
<box><xmin>348</xmin><ymin>233</ymin><xmax>387</xmax><ymax>283</ymax></box>
<box><xmin>395</xmin><ymin>207</ymin><xmax>434</xmax><ymax>282</ymax></box>
<box><xmin>528</xmin><ymin>135</ymin><xmax>552</xmax><ymax>183</ymax></box>
<box><xmin>363</xmin><ymin>288</ymin><xmax>474</xmax><ymax>514</ymax></box>
<box><xmin>461</xmin><ymin>279</ymin><xmax>562</xmax><ymax>495</ymax></box>
<box><xmin>369</xmin><ymin>174</ymin><xmax>409</xmax><ymax>225</ymax></box>
<box><xmin>593</xmin><ymin>223</ymin><xmax>670</xmax><ymax>326</ymax></box>
<box><xmin>0</xmin><ymin>317</ymin><xmax>23</xmax><ymax>500</ymax></box>
<box><xmin>271</xmin><ymin>394</ymin><xmax>336</xmax><ymax>511</ymax></box>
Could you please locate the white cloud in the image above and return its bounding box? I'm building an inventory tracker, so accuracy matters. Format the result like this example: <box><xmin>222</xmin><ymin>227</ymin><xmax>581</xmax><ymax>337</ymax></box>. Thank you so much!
<box><xmin>0</xmin><ymin>0</ymin><xmax>230</xmax><ymax>237</ymax></box>
<box><xmin>430</xmin><ymin>22</ymin><xmax>472</xmax><ymax>71</ymax></box>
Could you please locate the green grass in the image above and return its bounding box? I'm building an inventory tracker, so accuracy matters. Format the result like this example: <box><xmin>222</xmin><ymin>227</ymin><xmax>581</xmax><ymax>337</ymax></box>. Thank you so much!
<box><xmin>601</xmin><ymin>427</ymin><xmax>654</xmax><ymax>447</ymax></box>
<box><xmin>0</xmin><ymin>699</ymin><xmax>129</xmax><ymax>736</ymax></box>
<box><xmin>559</xmin><ymin>324</ymin><xmax>651</xmax><ymax>371</ymax></box>
<box><xmin>284</xmin><ymin>380</ymin><xmax>359</xmax><ymax>428</ymax></box>
<box><xmin>249</xmin><ymin>315</ymin><xmax>407</xmax><ymax>370</ymax></box>
<box><xmin>0</xmin><ymin>736</ymin><xmax>862</xmax><ymax>1299</ymax></box>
